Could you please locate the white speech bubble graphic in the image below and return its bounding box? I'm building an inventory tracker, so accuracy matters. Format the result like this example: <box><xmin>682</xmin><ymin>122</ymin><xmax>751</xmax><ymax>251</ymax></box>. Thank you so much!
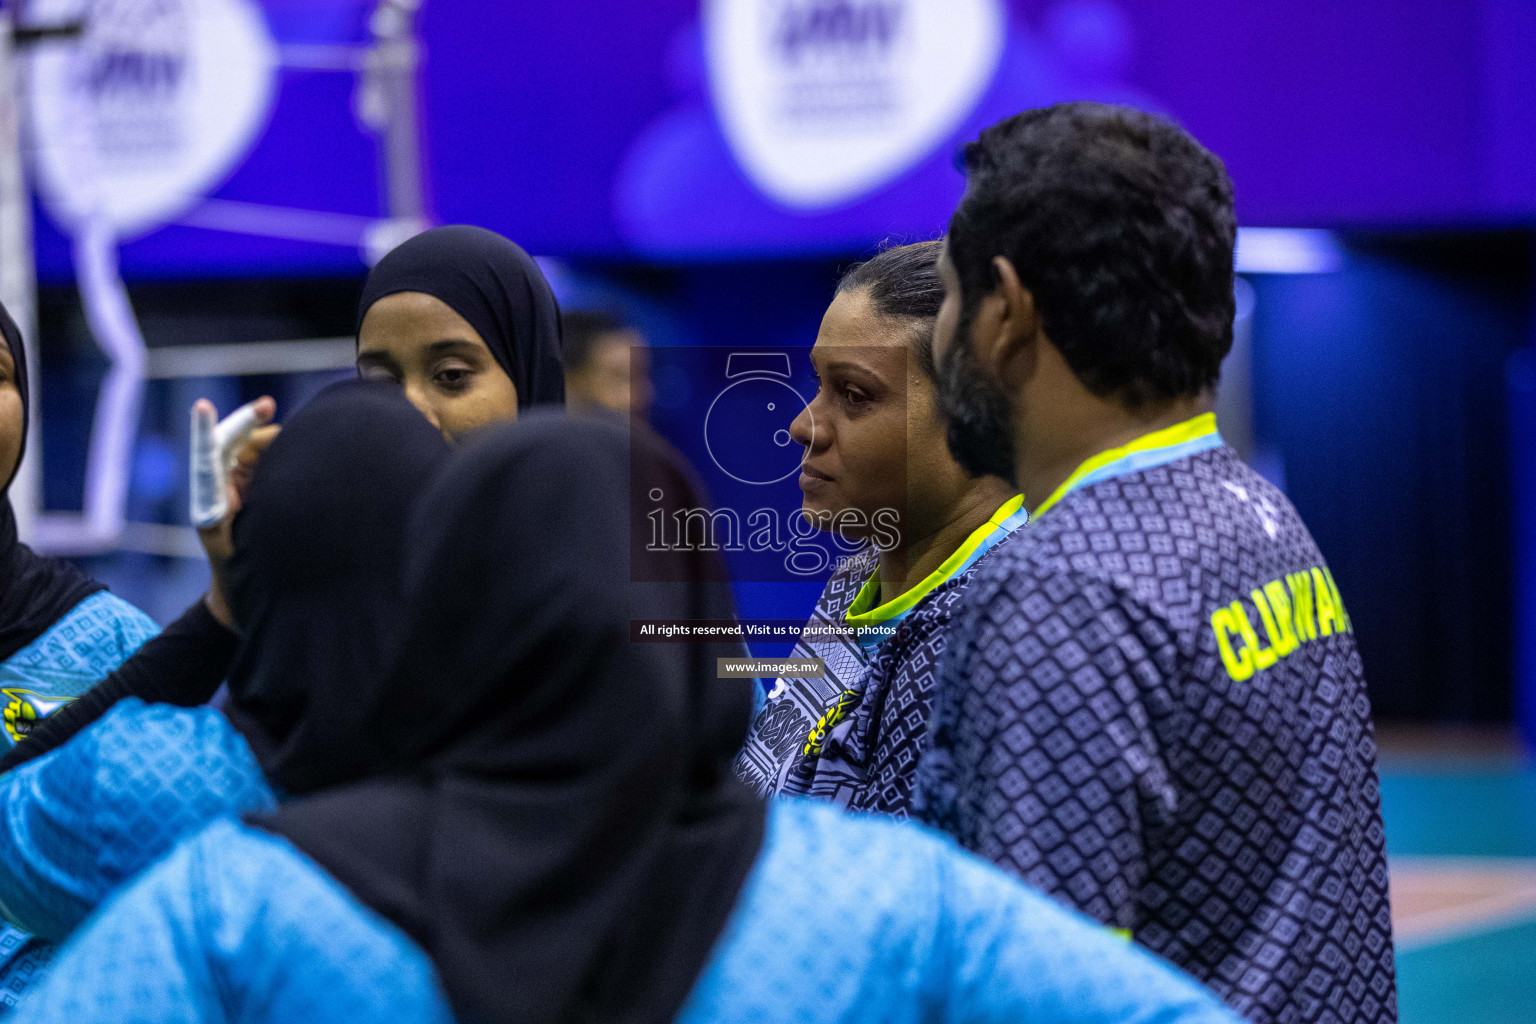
<box><xmin>28</xmin><ymin>0</ymin><xmax>277</xmax><ymax>237</ymax></box>
<box><xmin>705</xmin><ymin>0</ymin><xmax>1005</xmax><ymax>210</ymax></box>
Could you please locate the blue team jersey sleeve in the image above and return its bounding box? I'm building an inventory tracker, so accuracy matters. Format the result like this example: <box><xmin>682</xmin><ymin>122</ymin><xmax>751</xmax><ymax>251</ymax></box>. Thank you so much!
<box><xmin>8</xmin><ymin>819</ymin><xmax>452</xmax><ymax>1024</ymax></box>
<box><xmin>933</xmin><ymin>837</ymin><xmax>1238</xmax><ymax>1024</ymax></box>
<box><xmin>0</xmin><ymin>592</ymin><xmax>160</xmax><ymax>753</ymax></box>
<box><xmin>0</xmin><ymin>698</ymin><xmax>276</xmax><ymax>940</ymax></box>
<box><xmin>676</xmin><ymin>800</ymin><xmax>948</xmax><ymax>1024</ymax></box>
<box><xmin>677</xmin><ymin>799</ymin><xmax>1237</xmax><ymax>1024</ymax></box>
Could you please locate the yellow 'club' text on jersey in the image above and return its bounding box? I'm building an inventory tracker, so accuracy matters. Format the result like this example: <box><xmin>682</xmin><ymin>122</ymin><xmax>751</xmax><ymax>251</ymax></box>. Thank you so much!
<box><xmin>1210</xmin><ymin>565</ymin><xmax>1353</xmax><ymax>682</ymax></box>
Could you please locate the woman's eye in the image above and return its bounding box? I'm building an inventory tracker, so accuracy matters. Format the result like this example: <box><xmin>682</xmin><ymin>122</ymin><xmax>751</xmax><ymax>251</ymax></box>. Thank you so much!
<box><xmin>433</xmin><ymin>365</ymin><xmax>473</xmax><ymax>391</ymax></box>
<box><xmin>843</xmin><ymin>387</ymin><xmax>869</xmax><ymax>408</ymax></box>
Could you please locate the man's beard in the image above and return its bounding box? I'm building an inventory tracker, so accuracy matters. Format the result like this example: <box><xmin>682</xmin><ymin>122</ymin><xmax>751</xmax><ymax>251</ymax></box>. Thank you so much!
<box><xmin>933</xmin><ymin>306</ymin><xmax>1019</xmax><ymax>487</ymax></box>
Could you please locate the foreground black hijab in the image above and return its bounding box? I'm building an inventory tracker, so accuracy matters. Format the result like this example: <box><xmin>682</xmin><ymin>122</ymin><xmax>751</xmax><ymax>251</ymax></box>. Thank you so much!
<box><xmin>0</xmin><ymin>376</ymin><xmax>452</xmax><ymax>775</ymax></box>
<box><xmin>221</xmin><ymin>379</ymin><xmax>450</xmax><ymax>794</ymax></box>
<box><xmin>0</xmin><ymin>302</ymin><xmax>101</xmax><ymax>665</ymax></box>
<box><xmin>358</xmin><ymin>225</ymin><xmax>566</xmax><ymax>408</ymax></box>
<box><xmin>257</xmin><ymin>414</ymin><xmax>766</xmax><ymax>1024</ymax></box>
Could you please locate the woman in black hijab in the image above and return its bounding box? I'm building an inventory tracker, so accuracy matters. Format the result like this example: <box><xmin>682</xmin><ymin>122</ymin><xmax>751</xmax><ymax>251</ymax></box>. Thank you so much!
<box><xmin>258</xmin><ymin>413</ymin><xmax>765</xmax><ymax>1022</ymax></box>
<box><xmin>0</xmin><ymin>302</ymin><xmax>159</xmax><ymax>757</ymax></box>
<box><xmin>218</xmin><ymin>379</ymin><xmax>455</xmax><ymax>792</ymax></box>
<box><xmin>10</xmin><ymin>414</ymin><xmax>1240</xmax><ymax>1024</ymax></box>
<box><xmin>0</xmin><ymin>380</ymin><xmax>449</xmax><ymax>943</ymax></box>
<box><xmin>355</xmin><ymin>224</ymin><xmax>565</xmax><ymax>439</ymax></box>
<box><xmin>0</xmin><ymin>224</ymin><xmax>566</xmax><ymax>769</ymax></box>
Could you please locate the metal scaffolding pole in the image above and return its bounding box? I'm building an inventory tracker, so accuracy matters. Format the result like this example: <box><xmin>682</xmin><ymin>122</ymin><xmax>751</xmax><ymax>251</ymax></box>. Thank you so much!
<box><xmin>358</xmin><ymin>0</ymin><xmax>429</xmax><ymax>262</ymax></box>
<box><xmin>2</xmin><ymin>0</ymin><xmax>429</xmax><ymax>555</ymax></box>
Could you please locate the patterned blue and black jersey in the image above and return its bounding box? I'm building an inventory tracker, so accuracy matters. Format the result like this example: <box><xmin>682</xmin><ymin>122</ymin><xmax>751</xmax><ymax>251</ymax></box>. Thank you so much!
<box><xmin>734</xmin><ymin>547</ymin><xmax>981</xmax><ymax>814</ymax></box>
<box><xmin>914</xmin><ymin>444</ymin><xmax>1396</xmax><ymax>1024</ymax></box>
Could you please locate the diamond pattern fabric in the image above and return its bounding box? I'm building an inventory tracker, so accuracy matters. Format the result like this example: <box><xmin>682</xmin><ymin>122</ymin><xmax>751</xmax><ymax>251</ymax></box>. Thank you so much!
<box><xmin>915</xmin><ymin>445</ymin><xmax>1397</xmax><ymax>1024</ymax></box>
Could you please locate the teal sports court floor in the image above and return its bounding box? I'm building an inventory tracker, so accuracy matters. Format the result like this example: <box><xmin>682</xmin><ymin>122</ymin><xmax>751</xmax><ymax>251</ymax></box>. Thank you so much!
<box><xmin>1379</xmin><ymin>731</ymin><xmax>1536</xmax><ymax>1023</ymax></box>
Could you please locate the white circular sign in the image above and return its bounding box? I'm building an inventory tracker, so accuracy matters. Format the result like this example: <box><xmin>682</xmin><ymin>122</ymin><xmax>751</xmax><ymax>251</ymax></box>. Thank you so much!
<box><xmin>28</xmin><ymin>0</ymin><xmax>278</xmax><ymax>237</ymax></box>
<box><xmin>704</xmin><ymin>0</ymin><xmax>1006</xmax><ymax>211</ymax></box>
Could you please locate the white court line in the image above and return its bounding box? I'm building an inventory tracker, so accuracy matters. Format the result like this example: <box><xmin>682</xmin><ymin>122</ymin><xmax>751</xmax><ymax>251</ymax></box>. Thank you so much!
<box><xmin>1390</xmin><ymin>857</ymin><xmax>1536</xmax><ymax>952</ymax></box>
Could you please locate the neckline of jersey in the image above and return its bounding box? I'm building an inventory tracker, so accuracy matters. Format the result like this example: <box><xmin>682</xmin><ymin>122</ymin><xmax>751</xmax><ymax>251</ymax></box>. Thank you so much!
<box><xmin>843</xmin><ymin>494</ymin><xmax>1028</xmax><ymax>644</ymax></box>
<box><xmin>1029</xmin><ymin>412</ymin><xmax>1223</xmax><ymax>521</ymax></box>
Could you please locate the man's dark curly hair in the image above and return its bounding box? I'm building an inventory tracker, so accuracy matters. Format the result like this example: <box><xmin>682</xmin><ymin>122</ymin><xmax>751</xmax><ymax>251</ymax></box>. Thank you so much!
<box><xmin>947</xmin><ymin>103</ymin><xmax>1236</xmax><ymax>408</ymax></box>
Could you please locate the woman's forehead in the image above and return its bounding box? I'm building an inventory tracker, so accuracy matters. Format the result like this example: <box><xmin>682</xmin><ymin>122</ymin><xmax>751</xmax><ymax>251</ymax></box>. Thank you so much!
<box><xmin>818</xmin><ymin>290</ymin><xmax>916</xmax><ymax>347</ymax></box>
<box><xmin>814</xmin><ymin>297</ymin><xmax>920</xmax><ymax>379</ymax></box>
<box><xmin>358</xmin><ymin>292</ymin><xmax>488</xmax><ymax>351</ymax></box>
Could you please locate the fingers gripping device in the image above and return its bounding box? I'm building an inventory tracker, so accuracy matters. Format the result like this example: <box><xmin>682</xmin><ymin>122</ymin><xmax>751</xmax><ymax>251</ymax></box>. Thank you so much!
<box><xmin>189</xmin><ymin>401</ymin><xmax>264</xmax><ymax>530</ymax></box>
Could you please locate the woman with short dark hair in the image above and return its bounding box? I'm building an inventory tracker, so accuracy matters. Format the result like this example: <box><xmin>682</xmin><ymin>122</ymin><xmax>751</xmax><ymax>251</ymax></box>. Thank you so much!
<box><xmin>735</xmin><ymin>240</ymin><xmax>1024</xmax><ymax>816</ymax></box>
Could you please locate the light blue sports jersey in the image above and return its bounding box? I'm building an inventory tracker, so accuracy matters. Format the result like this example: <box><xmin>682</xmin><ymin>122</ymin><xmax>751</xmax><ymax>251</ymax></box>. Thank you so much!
<box><xmin>0</xmin><ymin>699</ymin><xmax>275</xmax><ymax>940</ymax></box>
<box><xmin>10</xmin><ymin>801</ymin><xmax>1240</xmax><ymax>1024</ymax></box>
<box><xmin>0</xmin><ymin>698</ymin><xmax>272</xmax><ymax>1016</ymax></box>
<box><xmin>0</xmin><ymin>593</ymin><xmax>159</xmax><ymax>754</ymax></box>
<box><xmin>0</xmin><ymin>593</ymin><xmax>159</xmax><ymax>1014</ymax></box>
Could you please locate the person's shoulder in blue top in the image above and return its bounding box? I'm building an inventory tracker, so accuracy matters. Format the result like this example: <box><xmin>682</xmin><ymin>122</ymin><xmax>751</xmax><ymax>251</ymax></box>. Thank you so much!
<box><xmin>9</xmin><ymin>817</ymin><xmax>449</xmax><ymax>1024</ymax></box>
<box><xmin>0</xmin><ymin>592</ymin><xmax>159</xmax><ymax>751</ymax></box>
<box><xmin>0</xmin><ymin>294</ymin><xmax>165</xmax><ymax>1014</ymax></box>
<box><xmin>682</xmin><ymin>800</ymin><xmax>1238</xmax><ymax>1024</ymax></box>
<box><xmin>0</xmin><ymin>380</ymin><xmax>449</xmax><ymax>955</ymax></box>
<box><xmin>0</xmin><ymin>697</ymin><xmax>274</xmax><ymax>941</ymax></box>
<box><xmin>12</xmin><ymin>801</ymin><xmax>1239</xmax><ymax>1024</ymax></box>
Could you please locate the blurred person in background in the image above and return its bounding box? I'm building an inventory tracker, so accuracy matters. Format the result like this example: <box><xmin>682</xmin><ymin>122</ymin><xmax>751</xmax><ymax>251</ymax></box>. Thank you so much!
<box><xmin>562</xmin><ymin>309</ymin><xmax>652</xmax><ymax>420</ymax></box>
<box><xmin>12</xmin><ymin>414</ymin><xmax>1241</xmax><ymax>1024</ymax></box>
<box><xmin>0</xmin><ymin>224</ymin><xmax>567</xmax><ymax>771</ymax></box>
<box><xmin>917</xmin><ymin>102</ymin><xmax>1396</xmax><ymax>1024</ymax></box>
<box><xmin>0</xmin><ymin>382</ymin><xmax>445</xmax><ymax>956</ymax></box>
<box><xmin>735</xmin><ymin>241</ymin><xmax>1024</xmax><ymax>814</ymax></box>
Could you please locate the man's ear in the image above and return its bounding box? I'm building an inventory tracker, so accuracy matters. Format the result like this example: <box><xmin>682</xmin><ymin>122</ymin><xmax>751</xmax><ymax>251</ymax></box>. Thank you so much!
<box><xmin>984</xmin><ymin>256</ymin><xmax>1041</xmax><ymax>392</ymax></box>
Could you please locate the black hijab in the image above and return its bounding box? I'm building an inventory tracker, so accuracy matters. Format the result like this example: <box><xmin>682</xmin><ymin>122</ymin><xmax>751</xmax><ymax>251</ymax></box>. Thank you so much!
<box><xmin>221</xmin><ymin>379</ymin><xmax>450</xmax><ymax>795</ymax></box>
<box><xmin>358</xmin><ymin>226</ymin><xmax>566</xmax><ymax>408</ymax></box>
<box><xmin>0</xmin><ymin>302</ymin><xmax>102</xmax><ymax>664</ymax></box>
<box><xmin>257</xmin><ymin>413</ymin><xmax>767</xmax><ymax>1024</ymax></box>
